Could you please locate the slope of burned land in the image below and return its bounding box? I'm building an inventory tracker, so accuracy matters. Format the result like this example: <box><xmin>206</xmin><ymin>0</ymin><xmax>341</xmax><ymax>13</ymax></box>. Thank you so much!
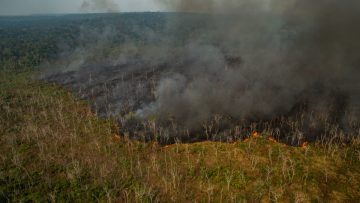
<box><xmin>1</xmin><ymin>71</ymin><xmax>360</xmax><ymax>202</ymax></box>
<box><xmin>34</xmin><ymin>10</ymin><xmax>360</xmax><ymax>145</ymax></box>
<box><xmin>1</xmin><ymin>11</ymin><xmax>360</xmax><ymax>201</ymax></box>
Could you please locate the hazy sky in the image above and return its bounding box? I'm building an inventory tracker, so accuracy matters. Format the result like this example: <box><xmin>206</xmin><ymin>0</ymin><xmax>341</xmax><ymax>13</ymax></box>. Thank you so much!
<box><xmin>0</xmin><ymin>0</ymin><xmax>164</xmax><ymax>16</ymax></box>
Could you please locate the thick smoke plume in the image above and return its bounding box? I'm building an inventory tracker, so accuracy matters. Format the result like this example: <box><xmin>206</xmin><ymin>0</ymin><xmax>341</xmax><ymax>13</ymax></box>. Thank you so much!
<box><xmin>80</xmin><ymin>0</ymin><xmax>119</xmax><ymax>12</ymax></box>
<box><xmin>137</xmin><ymin>0</ymin><xmax>360</xmax><ymax>129</ymax></box>
<box><xmin>42</xmin><ymin>1</ymin><xmax>360</xmax><ymax>144</ymax></box>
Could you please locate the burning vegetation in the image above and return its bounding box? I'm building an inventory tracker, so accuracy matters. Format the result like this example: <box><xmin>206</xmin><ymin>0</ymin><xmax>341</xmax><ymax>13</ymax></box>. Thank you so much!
<box><xmin>42</xmin><ymin>0</ymin><xmax>360</xmax><ymax>146</ymax></box>
<box><xmin>2</xmin><ymin>1</ymin><xmax>360</xmax><ymax>202</ymax></box>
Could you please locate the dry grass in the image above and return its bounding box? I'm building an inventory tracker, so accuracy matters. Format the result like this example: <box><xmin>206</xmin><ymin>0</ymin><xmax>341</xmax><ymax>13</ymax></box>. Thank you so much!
<box><xmin>1</xmin><ymin>71</ymin><xmax>360</xmax><ymax>202</ymax></box>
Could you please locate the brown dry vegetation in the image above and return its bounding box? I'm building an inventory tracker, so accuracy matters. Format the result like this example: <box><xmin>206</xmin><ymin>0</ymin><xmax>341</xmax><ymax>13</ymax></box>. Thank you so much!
<box><xmin>1</xmin><ymin>71</ymin><xmax>360</xmax><ymax>202</ymax></box>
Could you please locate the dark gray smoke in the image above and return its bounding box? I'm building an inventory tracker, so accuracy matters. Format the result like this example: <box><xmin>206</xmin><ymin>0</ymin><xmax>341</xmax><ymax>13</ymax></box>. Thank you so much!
<box><xmin>42</xmin><ymin>1</ymin><xmax>360</xmax><ymax>143</ymax></box>
<box><xmin>80</xmin><ymin>0</ymin><xmax>119</xmax><ymax>12</ymax></box>
<box><xmin>136</xmin><ymin>0</ymin><xmax>360</xmax><ymax>129</ymax></box>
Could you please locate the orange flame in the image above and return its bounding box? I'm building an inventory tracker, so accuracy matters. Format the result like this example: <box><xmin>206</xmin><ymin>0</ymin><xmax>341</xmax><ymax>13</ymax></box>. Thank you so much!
<box><xmin>251</xmin><ymin>131</ymin><xmax>259</xmax><ymax>138</ymax></box>
<box><xmin>268</xmin><ymin>136</ymin><xmax>277</xmax><ymax>143</ymax></box>
<box><xmin>301</xmin><ymin>142</ymin><xmax>308</xmax><ymax>149</ymax></box>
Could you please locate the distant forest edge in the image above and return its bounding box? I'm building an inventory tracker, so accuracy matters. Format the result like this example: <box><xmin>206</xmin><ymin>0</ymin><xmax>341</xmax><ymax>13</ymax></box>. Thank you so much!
<box><xmin>0</xmin><ymin>12</ymin><xmax>210</xmax><ymax>70</ymax></box>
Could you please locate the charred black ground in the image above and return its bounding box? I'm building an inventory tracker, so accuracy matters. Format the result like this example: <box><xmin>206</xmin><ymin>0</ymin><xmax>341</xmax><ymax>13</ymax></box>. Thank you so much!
<box><xmin>40</xmin><ymin>4</ymin><xmax>360</xmax><ymax>145</ymax></box>
<box><xmin>44</xmin><ymin>59</ymin><xmax>359</xmax><ymax>146</ymax></box>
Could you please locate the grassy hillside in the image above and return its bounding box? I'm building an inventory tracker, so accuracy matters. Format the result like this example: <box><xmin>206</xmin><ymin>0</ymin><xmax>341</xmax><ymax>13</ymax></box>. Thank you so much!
<box><xmin>1</xmin><ymin>71</ymin><xmax>359</xmax><ymax>202</ymax></box>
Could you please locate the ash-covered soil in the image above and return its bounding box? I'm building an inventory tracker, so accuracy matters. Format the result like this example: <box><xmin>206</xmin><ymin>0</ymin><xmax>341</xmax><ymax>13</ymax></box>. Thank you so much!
<box><xmin>42</xmin><ymin>56</ymin><xmax>360</xmax><ymax>146</ymax></box>
<box><xmin>41</xmin><ymin>5</ymin><xmax>360</xmax><ymax>145</ymax></box>
<box><xmin>45</xmin><ymin>59</ymin><xmax>164</xmax><ymax>118</ymax></box>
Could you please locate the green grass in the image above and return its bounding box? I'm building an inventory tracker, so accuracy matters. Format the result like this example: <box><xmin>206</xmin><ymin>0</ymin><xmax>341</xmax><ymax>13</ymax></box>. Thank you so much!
<box><xmin>1</xmin><ymin>70</ymin><xmax>360</xmax><ymax>202</ymax></box>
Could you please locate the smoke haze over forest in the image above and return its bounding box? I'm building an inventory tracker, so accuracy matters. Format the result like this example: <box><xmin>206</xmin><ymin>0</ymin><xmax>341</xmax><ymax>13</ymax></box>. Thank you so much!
<box><xmin>29</xmin><ymin>0</ymin><xmax>360</xmax><ymax>143</ymax></box>
<box><xmin>0</xmin><ymin>0</ymin><xmax>162</xmax><ymax>15</ymax></box>
<box><xmin>2</xmin><ymin>1</ymin><xmax>360</xmax><ymax>202</ymax></box>
<box><xmin>137</xmin><ymin>0</ymin><xmax>360</xmax><ymax>127</ymax></box>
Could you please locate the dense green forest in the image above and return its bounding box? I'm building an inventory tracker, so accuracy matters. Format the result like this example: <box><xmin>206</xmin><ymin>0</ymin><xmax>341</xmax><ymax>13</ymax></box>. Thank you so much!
<box><xmin>0</xmin><ymin>13</ymin><xmax>160</xmax><ymax>69</ymax></box>
<box><xmin>0</xmin><ymin>13</ymin><xmax>213</xmax><ymax>70</ymax></box>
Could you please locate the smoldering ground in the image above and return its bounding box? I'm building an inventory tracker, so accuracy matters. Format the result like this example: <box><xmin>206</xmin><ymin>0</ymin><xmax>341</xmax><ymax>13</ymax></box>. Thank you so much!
<box><xmin>42</xmin><ymin>1</ymin><xmax>360</xmax><ymax>145</ymax></box>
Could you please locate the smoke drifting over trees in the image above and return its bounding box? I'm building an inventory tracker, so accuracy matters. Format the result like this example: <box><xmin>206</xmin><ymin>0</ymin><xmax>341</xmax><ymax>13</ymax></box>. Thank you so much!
<box><xmin>80</xmin><ymin>0</ymin><xmax>119</xmax><ymax>12</ymax></box>
<box><xmin>137</xmin><ymin>0</ymin><xmax>360</xmax><ymax>127</ymax></box>
<box><xmin>42</xmin><ymin>0</ymin><xmax>360</xmax><ymax>143</ymax></box>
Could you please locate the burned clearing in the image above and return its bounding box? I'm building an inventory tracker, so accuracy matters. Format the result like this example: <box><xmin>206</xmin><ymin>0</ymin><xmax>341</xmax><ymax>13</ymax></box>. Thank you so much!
<box><xmin>2</xmin><ymin>1</ymin><xmax>360</xmax><ymax>202</ymax></box>
<box><xmin>39</xmin><ymin>2</ymin><xmax>360</xmax><ymax>146</ymax></box>
<box><xmin>43</xmin><ymin>54</ymin><xmax>360</xmax><ymax>145</ymax></box>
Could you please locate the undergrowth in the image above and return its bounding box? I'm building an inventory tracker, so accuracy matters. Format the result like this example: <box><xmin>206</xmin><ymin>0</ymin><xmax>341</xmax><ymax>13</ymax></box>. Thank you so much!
<box><xmin>1</xmin><ymin>70</ymin><xmax>360</xmax><ymax>202</ymax></box>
